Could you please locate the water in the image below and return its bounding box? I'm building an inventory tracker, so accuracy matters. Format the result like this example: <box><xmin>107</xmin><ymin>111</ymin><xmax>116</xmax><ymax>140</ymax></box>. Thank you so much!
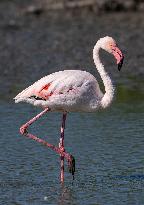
<box><xmin>0</xmin><ymin>88</ymin><xmax>144</xmax><ymax>205</ymax></box>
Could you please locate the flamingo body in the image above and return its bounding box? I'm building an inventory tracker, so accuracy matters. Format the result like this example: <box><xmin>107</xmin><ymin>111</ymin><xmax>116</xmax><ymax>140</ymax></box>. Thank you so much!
<box><xmin>14</xmin><ymin>70</ymin><xmax>103</xmax><ymax>112</ymax></box>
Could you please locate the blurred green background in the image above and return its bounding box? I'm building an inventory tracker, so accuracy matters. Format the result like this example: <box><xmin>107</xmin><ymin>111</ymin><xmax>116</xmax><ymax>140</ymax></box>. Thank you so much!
<box><xmin>0</xmin><ymin>0</ymin><xmax>143</xmax><ymax>101</ymax></box>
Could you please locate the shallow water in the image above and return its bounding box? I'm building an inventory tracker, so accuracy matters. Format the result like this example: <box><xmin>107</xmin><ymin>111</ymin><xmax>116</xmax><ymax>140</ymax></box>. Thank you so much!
<box><xmin>0</xmin><ymin>87</ymin><xmax>144</xmax><ymax>205</ymax></box>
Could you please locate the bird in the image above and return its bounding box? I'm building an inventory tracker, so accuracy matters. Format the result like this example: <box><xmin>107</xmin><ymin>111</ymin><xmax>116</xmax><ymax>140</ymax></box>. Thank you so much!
<box><xmin>14</xmin><ymin>36</ymin><xmax>124</xmax><ymax>183</ymax></box>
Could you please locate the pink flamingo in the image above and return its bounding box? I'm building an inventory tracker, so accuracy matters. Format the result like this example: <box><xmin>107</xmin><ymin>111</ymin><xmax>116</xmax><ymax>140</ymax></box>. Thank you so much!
<box><xmin>14</xmin><ymin>36</ymin><xmax>124</xmax><ymax>183</ymax></box>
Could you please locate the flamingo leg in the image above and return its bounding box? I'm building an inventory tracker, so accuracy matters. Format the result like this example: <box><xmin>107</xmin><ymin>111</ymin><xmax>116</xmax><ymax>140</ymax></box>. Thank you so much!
<box><xmin>59</xmin><ymin>113</ymin><xmax>75</xmax><ymax>181</ymax></box>
<box><xmin>19</xmin><ymin>108</ymin><xmax>75</xmax><ymax>182</ymax></box>
<box><xmin>20</xmin><ymin>108</ymin><xmax>49</xmax><ymax>135</ymax></box>
<box><xmin>59</xmin><ymin>113</ymin><xmax>66</xmax><ymax>183</ymax></box>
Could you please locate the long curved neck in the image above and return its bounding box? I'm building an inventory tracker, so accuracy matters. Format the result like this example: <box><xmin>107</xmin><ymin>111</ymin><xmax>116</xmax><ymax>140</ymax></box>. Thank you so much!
<box><xmin>93</xmin><ymin>44</ymin><xmax>115</xmax><ymax>108</ymax></box>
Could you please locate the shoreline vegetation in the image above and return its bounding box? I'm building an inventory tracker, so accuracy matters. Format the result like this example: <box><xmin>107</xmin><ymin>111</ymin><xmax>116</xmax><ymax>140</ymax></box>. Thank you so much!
<box><xmin>0</xmin><ymin>0</ymin><xmax>144</xmax><ymax>14</ymax></box>
<box><xmin>16</xmin><ymin>0</ymin><xmax>144</xmax><ymax>13</ymax></box>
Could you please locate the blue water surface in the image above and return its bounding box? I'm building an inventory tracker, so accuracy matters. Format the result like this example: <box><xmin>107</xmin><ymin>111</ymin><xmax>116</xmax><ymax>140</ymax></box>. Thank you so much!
<box><xmin>0</xmin><ymin>94</ymin><xmax>144</xmax><ymax>205</ymax></box>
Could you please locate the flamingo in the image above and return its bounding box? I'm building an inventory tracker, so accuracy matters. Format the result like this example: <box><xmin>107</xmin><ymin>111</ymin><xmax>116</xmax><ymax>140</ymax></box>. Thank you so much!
<box><xmin>14</xmin><ymin>36</ymin><xmax>124</xmax><ymax>183</ymax></box>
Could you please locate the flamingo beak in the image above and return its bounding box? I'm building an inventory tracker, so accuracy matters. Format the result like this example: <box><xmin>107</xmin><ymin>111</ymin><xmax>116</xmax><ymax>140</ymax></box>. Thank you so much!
<box><xmin>112</xmin><ymin>46</ymin><xmax>124</xmax><ymax>71</ymax></box>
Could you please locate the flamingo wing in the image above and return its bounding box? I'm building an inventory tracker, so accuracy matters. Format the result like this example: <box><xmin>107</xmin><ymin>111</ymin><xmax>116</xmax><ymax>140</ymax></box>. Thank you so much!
<box><xmin>14</xmin><ymin>70</ymin><xmax>103</xmax><ymax>112</ymax></box>
<box><xmin>14</xmin><ymin>70</ymin><xmax>85</xmax><ymax>103</ymax></box>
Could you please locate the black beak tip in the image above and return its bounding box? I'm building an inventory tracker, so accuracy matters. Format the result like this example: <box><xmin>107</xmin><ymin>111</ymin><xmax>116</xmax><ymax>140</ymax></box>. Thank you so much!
<box><xmin>118</xmin><ymin>57</ymin><xmax>124</xmax><ymax>71</ymax></box>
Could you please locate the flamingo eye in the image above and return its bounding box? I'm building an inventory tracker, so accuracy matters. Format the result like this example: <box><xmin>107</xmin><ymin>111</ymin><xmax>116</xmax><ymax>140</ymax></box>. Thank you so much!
<box><xmin>108</xmin><ymin>44</ymin><xmax>114</xmax><ymax>51</ymax></box>
<box><xmin>110</xmin><ymin>44</ymin><xmax>114</xmax><ymax>48</ymax></box>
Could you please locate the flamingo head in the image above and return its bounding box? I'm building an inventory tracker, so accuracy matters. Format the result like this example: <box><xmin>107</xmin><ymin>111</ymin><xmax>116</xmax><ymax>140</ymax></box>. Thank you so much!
<box><xmin>99</xmin><ymin>36</ymin><xmax>124</xmax><ymax>71</ymax></box>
